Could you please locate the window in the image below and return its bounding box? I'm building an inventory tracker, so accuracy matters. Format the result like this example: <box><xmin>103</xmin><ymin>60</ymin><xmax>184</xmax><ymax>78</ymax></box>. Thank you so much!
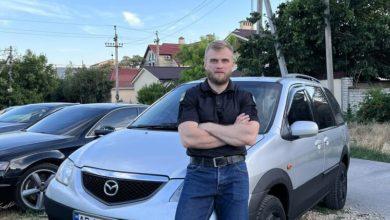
<box><xmin>93</xmin><ymin>108</ymin><xmax>138</xmax><ymax>132</ymax></box>
<box><xmin>164</xmin><ymin>55</ymin><xmax>171</xmax><ymax>60</ymax></box>
<box><xmin>324</xmin><ymin>88</ymin><xmax>344</xmax><ymax>125</ymax></box>
<box><xmin>306</xmin><ymin>86</ymin><xmax>335</xmax><ymax>129</ymax></box>
<box><xmin>27</xmin><ymin>107</ymin><xmax>106</xmax><ymax>136</ymax></box>
<box><xmin>0</xmin><ymin>105</ymin><xmax>51</xmax><ymax>123</ymax></box>
<box><xmin>288</xmin><ymin>90</ymin><xmax>314</xmax><ymax>125</ymax></box>
<box><xmin>131</xmin><ymin>82</ymin><xmax>282</xmax><ymax>134</ymax></box>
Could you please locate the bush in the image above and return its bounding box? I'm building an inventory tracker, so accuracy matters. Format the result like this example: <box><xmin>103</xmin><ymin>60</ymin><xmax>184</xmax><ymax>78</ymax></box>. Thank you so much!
<box><xmin>356</xmin><ymin>88</ymin><xmax>390</xmax><ymax>122</ymax></box>
<box><xmin>137</xmin><ymin>83</ymin><xmax>175</xmax><ymax>105</ymax></box>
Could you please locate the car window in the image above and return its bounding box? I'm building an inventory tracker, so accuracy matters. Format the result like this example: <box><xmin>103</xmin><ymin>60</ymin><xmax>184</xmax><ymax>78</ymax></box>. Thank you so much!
<box><xmin>305</xmin><ymin>86</ymin><xmax>335</xmax><ymax>130</ymax></box>
<box><xmin>27</xmin><ymin>106</ymin><xmax>106</xmax><ymax>136</ymax></box>
<box><xmin>0</xmin><ymin>105</ymin><xmax>51</xmax><ymax>123</ymax></box>
<box><xmin>324</xmin><ymin>88</ymin><xmax>344</xmax><ymax>125</ymax></box>
<box><xmin>93</xmin><ymin>108</ymin><xmax>138</xmax><ymax>131</ymax></box>
<box><xmin>288</xmin><ymin>90</ymin><xmax>314</xmax><ymax>125</ymax></box>
<box><xmin>131</xmin><ymin>82</ymin><xmax>282</xmax><ymax>134</ymax></box>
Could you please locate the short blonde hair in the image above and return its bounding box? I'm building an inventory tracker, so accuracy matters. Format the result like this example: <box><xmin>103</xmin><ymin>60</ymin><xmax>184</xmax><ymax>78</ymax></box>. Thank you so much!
<box><xmin>204</xmin><ymin>40</ymin><xmax>234</xmax><ymax>61</ymax></box>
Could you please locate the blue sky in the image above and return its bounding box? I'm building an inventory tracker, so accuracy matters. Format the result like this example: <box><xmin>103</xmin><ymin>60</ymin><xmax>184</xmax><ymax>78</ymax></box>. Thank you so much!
<box><xmin>0</xmin><ymin>0</ymin><xmax>284</xmax><ymax>67</ymax></box>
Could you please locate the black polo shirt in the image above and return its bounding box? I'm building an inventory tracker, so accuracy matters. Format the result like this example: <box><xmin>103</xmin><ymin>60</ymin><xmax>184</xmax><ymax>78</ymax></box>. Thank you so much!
<box><xmin>178</xmin><ymin>79</ymin><xmax>259</xmax><ymax>158</ymax></box>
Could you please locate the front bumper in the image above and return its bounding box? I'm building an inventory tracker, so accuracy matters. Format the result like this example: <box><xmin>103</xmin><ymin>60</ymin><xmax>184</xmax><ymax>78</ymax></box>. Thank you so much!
<box><xmin>45</xmin><ymin>166</ymin><xmax>185</xmax><ymax>220</ymax></box>
<box><xmin>0</xmin><ymin>176</ymin><xmax>17</xmax><ymax>202</ymax></box>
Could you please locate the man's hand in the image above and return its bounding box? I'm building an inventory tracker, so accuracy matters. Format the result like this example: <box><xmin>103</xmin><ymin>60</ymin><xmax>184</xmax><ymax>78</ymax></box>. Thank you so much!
<box><xmin>199</xmin><ymin>114</ymin><xmax>260</xmax><ymax>147</ymax></box>
<box><xmin>235</xmin><ymin>113</ymin><xmax>250</xmax><ymax>125</ymax></box>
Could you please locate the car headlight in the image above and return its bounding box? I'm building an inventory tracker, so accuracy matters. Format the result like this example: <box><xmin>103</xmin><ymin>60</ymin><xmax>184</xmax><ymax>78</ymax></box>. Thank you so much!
<box><xmin>169</xmin><ymin>182</ymin><xmax>184</xmax><ymax>202</ymax></box>
<box><xmin>0</xmin><ymin>161</ymin><xmax>9</xmax><ymax>171</ymax></box>
<box><xmin>55</xmin><ymin>159</ymin><xmax>74</xmax><ymax>186</ymax></box>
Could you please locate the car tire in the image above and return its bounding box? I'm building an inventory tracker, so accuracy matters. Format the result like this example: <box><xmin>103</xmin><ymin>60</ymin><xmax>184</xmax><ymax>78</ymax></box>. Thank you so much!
<box><xmin>15</xmin><ymin>163</ymin><xmax>58</xmax><ymax>211</ymax></box>
<box><xmin>323</xmin><ymin>163</ymin><xmax>347</xmax><ymax>210</ymax></box>
<box><xmin>256</xmin><ymin>194</ymin><xmax>286</xmax><ymax>220</ymax></box>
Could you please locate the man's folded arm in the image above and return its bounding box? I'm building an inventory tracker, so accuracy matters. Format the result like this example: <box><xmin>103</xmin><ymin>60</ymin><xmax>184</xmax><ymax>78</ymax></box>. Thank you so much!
<box><xmin>178</xmin><ymin>121</ymin><xmax>226</xmax><ymax>149</ymax></box>
<box><xmin>199</xmin><ymin>121</ymin><xmax>260</xmax><ymax>147</ymax></box>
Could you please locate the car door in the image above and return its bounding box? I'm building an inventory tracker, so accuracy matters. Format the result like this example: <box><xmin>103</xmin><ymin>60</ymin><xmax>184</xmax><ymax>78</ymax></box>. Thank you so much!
<box><xmin>285</xmin><ymin>87</ymin><xmax>324</xmax><ymax>187</ymax></box>
<box><xmin>305</xmin><ymin>86</ymin><xmax>340</xmax><ymax>171</ymax></box>
<box><xmin>86</xmin><ymin>107</ymin><xmax>139</xmax><ymax>138</ymax></box>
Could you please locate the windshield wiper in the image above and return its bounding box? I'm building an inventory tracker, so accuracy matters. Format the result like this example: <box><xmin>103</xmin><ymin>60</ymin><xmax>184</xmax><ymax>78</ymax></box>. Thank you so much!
<box><xmin>127</xmin><ymin>123</ymin><xmax>178</xmax><ymax>130</ymax></box>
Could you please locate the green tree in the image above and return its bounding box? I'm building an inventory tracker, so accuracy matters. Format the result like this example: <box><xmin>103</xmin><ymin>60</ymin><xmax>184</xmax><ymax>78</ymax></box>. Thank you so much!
<box><xmin>62</xmin><ymin>67</ymin><xmax>113</xmax><ymax>103</ymax></box>
<box><xmin>137</xmin><ymin>83</ymin><xmax>175</xmax><ymax>105</ymax></box>
<box><xmin>175</xmin><ymin>35</ymin><xmax>216</xmax><ymax>83</ymax></box>
<box><xmin>119</xmin><ymin>55</ymin><xmax>143</xmax><ymax>68</ymax></box>
<box><xmin>237</xmin><ymin>0</ymin><xmax>389</xmax><ymax>82</ymax></box>
<box><xmin>0</xmin><ymin>50</ymin><xmax>59</xmax><ymax>108</ymax></box>
<box><xmin>356</xmin><ymin>88</ymin><xmax>390</xmax><ymax>122</ymax></box>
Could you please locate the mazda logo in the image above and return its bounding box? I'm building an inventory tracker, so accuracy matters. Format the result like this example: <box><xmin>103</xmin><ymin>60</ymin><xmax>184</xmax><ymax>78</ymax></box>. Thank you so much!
<box><xmin>103</xmin><ymin>180</ymin><xmax>119</xmax><ymax>196</ymax></box>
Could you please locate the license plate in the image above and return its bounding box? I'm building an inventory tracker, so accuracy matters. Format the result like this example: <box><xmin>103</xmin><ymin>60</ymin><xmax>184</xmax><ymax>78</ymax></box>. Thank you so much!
<box><xmin>73</xmin><ymin>211</ymin><xmax>116</xmax><ymax>220</ymax></box>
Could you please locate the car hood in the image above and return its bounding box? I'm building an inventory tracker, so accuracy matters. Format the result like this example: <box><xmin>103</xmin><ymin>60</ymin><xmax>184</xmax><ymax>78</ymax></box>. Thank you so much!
<box><xmin>71</xmin><ymin>129</ymin><xmax>264</xmax><ymax>179</ymax></box>
<box><xmin>0</xmin><ymin>131</ymin><xmax>72</xmax><ymax>157</ymax></box>
<box><xmin>0</xmin><ymin>122</ymin><xmax>27</xmax><ymax>133</ymax></box>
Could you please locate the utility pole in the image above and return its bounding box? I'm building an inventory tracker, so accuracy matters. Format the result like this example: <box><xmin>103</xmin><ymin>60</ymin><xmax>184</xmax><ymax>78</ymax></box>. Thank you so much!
<box><xmin>264</xmin><ymin>0</ymin><xmax>288</xmax><ymax>76</ymax></box>
<box><xmin>105</xmin><ymin>25</ymin><xmax>123</xmax><ymax>103</ymax></box>
<box><xmin>154</xmin><ymin>31</ymin><xmax>160</xmax><ymax>66</ymax></box>
<box><xmin>324</xmin><ymin>0</ymin><xmax>334</xmax><ymax>93</ymax></box>
<box><xmin>256</xmin><ymin>0</ymin><xmax>263</xmax><ymax>34</ymax></box>
<box><xmin>2</xmin><ymin>47</ymin><xmax>14</xmax><ymax>106</ymax></box>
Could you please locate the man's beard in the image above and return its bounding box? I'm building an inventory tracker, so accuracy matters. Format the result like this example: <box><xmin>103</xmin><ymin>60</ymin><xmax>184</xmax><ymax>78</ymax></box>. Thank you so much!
<box><xmin>206</xmin><ymin>70</ymin><xmax>231</xmax><ymax>85</ymax></box>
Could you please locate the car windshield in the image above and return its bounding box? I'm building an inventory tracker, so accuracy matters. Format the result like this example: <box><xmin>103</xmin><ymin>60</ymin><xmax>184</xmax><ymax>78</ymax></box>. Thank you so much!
<box><xmin>27</xmin><ymin>106</ymin><xmax>106</xmax><ymax>136</ymax></box>
<box><xmin>0</xmin><ymin>105</ymin><xmax>51</xmax><ymax>123</ymax></box>
<box><xmin>130</xmin><ymin>81</ymin><xmax>282</xmax><ymax>134</ymax></box>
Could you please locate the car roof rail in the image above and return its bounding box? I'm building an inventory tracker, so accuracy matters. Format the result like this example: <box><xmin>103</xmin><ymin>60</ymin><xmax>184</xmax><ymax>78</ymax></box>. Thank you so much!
<box><xmin>284</xmin><ymin>73</ymin><xmax>321</xmax><ymax>83</ymax></box>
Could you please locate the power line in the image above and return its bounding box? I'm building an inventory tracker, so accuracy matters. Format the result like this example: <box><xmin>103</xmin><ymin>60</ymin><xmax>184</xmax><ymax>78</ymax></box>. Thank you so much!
<box><xmin>141</xmin><ymin>0</ymin><xmax>215</xmax><ymax>31</ymax></box>
<box><xmin>0</xmin><ymin>27</ymin><xmax>112</xmax><ymax>37</ymax></box>
<box><xmin>0</xmin><ymin>30</ymin><xmax>110</xmax><ymax>39</ymax></box>
<box><xmin>160</xmin><ymin>0</ymin><xmax>229</xmax><ymax>40</ymax></box>
<box><xmin>0</xmin><ymin>17</ymin><xmax>150</xmax><ymax>33</ymax></box>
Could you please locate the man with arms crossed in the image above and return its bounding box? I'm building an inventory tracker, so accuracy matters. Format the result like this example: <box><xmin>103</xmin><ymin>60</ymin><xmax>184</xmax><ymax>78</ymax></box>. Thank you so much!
<box><xmin>175</xmin><ymin>40</ymin><xmax>260</xmax><ymax>220</ymax></box>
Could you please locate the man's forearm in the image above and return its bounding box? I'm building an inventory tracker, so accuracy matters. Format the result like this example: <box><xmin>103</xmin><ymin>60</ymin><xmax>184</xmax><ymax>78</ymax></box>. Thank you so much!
<box><xmin>200</xmin><ymin>122</ymin><xmax>259</xmax><ymax>147</ymax></box>
<box><xmin>178</xmin><ymin>122</ymin><xmax>226</xmax><ymax>149</ymax></box>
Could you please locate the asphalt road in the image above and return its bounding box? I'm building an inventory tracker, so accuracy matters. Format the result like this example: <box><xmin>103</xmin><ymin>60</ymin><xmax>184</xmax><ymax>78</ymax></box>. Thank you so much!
<box><xmin>345</xmin><ymin>158</ymin><xmax>390</xmax><ymax>219</ymax></box>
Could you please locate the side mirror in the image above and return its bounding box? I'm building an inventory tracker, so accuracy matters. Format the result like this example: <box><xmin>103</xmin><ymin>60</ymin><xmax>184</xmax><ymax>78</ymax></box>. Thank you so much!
<box><xmin>94</xmin><ymin>126</ymin><xmax>115</xmax><ymax>136</ymax></box>
<box><xmin>290</xmin><ymin>121</ymin><xmax>318</xmax><ymax>138</ymax></box>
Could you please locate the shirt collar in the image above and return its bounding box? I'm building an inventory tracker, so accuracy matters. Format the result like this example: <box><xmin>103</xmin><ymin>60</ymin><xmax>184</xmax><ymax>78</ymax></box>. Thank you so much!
<box><xmin>200</xmin><ymin>79</ymin><xmax>235</xmax><ymax>94</ymax></box>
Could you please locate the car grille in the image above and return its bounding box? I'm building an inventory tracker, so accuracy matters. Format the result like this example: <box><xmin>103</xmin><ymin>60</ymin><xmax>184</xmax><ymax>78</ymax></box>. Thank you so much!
<box><xmin>82</xmin><ymin>171</ymin><xmax>164</xmax><ymax>205</ymax></box>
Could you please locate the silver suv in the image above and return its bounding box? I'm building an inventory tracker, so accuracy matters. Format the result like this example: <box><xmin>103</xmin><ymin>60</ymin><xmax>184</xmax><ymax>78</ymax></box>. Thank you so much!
<box><xmin>44</xmin><ymin>75</ymin><xmax>350</xmax><ymax>220</ymax></box>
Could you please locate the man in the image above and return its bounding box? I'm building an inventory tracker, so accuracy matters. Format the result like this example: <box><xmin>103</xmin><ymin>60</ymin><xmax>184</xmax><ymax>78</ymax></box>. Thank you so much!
<box><xmin>175</xmin><ymin>40</ymin><xmax>260</xmax><ymax>220</ymax></box>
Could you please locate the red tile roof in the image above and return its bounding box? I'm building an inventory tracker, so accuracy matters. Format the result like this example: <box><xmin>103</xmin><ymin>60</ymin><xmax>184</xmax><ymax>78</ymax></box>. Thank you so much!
<box><xmin>110</xmin><ymin>68</ymin><xmax>139</xmax><ymax>88</ymax></box>
<box><xmin>148</xmin><ymin>43</ymin><xmax>181</xmax><ymax>55</ymax></box>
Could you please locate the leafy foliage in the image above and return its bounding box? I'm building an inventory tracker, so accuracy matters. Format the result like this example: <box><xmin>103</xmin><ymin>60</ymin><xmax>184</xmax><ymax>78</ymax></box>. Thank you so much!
<box><xmin>137</xmin><ymin>83</ymin><xmax>175</xmax><ymax>105</ymax></box>
<box><xmin>61</xmin><ymin>67</ymin><xmax>113</xmax><ymax>103</ymax></box>
<box><xmin>356</xmin><ymin>88</ymin><xmax>390</xmax><ymax>122</ymax></box>
<box><xmin>0</xmin><ymin>50</ymin><xmax>59</xmax><ymax>108</ymax></box>
<box><xmin>237</xmin><ymin>0</ymin><xmax>389</xmax><ymax>81</ymax></box>
<box><xmin>119</xmin><ymin>55</ymin><xmax>143</xmax><ymax>68</ymax></box>
<box><xmin>175</xmin><ymin>35</ymin><xmax>216</xmax><ymax>83</ymax></box>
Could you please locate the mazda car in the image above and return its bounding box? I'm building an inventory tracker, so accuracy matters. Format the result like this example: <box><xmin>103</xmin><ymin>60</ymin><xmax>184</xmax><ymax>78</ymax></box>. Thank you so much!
<box><xmin>45</xmin><ymin>75</ymin><xmax>349</xmax><ymax>220</ymax></box>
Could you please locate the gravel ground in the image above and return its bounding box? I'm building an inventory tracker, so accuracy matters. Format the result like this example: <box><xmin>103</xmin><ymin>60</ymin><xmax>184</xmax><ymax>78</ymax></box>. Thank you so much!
<box><xmin>301</xmin><ymin>206</ymin><xmax>385</xmax><ymax>220</ymax></box>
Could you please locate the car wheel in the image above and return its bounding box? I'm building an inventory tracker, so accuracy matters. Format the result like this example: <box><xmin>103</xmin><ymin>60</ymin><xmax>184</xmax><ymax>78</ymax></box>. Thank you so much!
<box><xmin>15</xmin><ymin>163</ymin><xmax>58</xmax><ymax>211</ymax></box>
<box><xmin>256</xmin><ymin>194</ymin><xmax>286</xmax><ymax>220</ymax></box>
<box><xmin>323</xmin><ymin>163</ymin><xmax>347</xmax><ymax>210</ymax></box>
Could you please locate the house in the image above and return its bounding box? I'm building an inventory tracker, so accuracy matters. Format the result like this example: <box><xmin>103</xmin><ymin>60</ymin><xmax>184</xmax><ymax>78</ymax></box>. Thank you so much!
<box><xmin>110</xmin><ymin>68</ymin><xmax>139</xmax><ymax>103</ymax></box>
<box><xmin>141</xmin><ymin>37</ymin><xmax>185</xmax><ymax>67</ymax></box>
<box><xmin>132</xmin><ymin>66</ymin><xmax>188</xmax><ymax>101</ymax></box>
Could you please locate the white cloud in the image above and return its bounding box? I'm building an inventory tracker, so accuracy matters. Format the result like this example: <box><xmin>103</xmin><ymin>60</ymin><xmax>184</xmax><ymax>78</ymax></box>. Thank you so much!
<box><xmin>0</xmin><ymin>0</ymin><xmax>73</xmax><ymax>18</ymax></box>
<box><xmin>122</xmin><ymin>11</ymin><xmax>143</xmax><ymax>27</ymax></box>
